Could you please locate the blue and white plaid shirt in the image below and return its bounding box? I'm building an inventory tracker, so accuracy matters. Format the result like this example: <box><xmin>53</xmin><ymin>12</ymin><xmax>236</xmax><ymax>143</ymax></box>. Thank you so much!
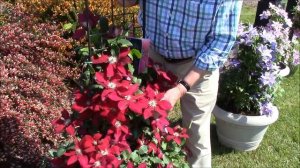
<box><xmin>138</xmin><ymin>0</ymin><xmax>243</xmax><ymax>71</ymax></box>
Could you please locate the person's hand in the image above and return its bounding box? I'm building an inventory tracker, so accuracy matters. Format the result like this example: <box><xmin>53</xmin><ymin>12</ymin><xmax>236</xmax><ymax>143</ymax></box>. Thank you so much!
<box><xmin>162</xmin><ymin>84</ymin><xmax>187</xmax><ymax>109</ymax></box>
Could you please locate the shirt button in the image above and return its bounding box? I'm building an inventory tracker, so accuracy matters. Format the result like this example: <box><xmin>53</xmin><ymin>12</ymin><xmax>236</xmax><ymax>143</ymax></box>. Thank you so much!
<box><xmin>165</xmin><ymin>33</ymin><xmax>168</xmax><ymax>37</ymax></box>
<box><xmin>169</xmin><ymin>13</ymin><xmax>173</xmax><ymax>18</ymax></box>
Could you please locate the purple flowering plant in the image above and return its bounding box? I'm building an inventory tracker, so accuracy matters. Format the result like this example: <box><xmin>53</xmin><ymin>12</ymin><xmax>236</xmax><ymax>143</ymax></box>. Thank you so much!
<box><xmin>217</xmin><ymin>3</ymin><xmax>299</xmax><ymax>116</ymax></box>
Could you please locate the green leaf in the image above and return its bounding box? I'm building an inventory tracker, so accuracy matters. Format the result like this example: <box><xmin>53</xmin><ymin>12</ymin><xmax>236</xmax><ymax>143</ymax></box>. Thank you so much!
<box><xmin>120</xmin><ymin>165</ymin><xmax>127</xmax><ymax>168</ymax></box>
<box><xmin>90</xmin><ymin>29</ymin><xmax>102</xmax><ymax>48</ymax></box>
<box><xmin>183</xmin><ymin>162</ymin><xmax>190</xmax><ymax>168</ymax></box>
<box><xmin>174</xmin><ymin>146</ymin><xmax>181</xmax><ymax>153</ymax></box>
<box><xmin>152</xmin><ymin>137</ymin><xmax>158</xmax><ymax>144</ymax></box>
<box><xmin>150</xmin><ymin>157</ymin><xmax>162</xmax><ymax>164</ymax></box>
<box><xmin>56</xmin><ymin>148</ymin><xmax>66</xmax><ymax>157</ymax></box>
<box><xmin>128</xmin><ymin>112</ymin><xmax>135</xmax><ymax>120</ymax></box>
<box><xmin>161</xmin><ymin>141</ymin><xmax>167</xmax><ymax>150</ymax></box>
<box><xmin>63</xmin><ymin>23</ymin><xmax>73</xmax><ymax>31</ymax></box>
<box><xmin>129</xmin><ymin>49</ymin><xmax>142</xmax><ymax>59</ymax></box>
<box><xmin>128</xmin><ymin>64</ymin><xmax>135</xmax><ymax>75</ymax></box>
<box><xmin>133</xmin><ymin>129</ymin><xmax>139</xmax><ymax>139</ymax></box>
<box><xmin>180</xmin><ymin>138</ymin><xmax>186</xmax><ymax>146</ymax></box>
<box><xmin>99</xmin><ymin>16</ymin><xmax>109</xmax><ymax>33</ymax></box>
<box><xmin>172</xmin><ymin>160</ymin><xmax>181</xmax><ymax>167</ymax></box>
<box><xmin>79</xmin><ymin>47</ymin><xmax>89</xmax><ymax>56</ymax></box>
<box><xmin>143</xmin><ymin>127</ymin><xmax>152</xmax><ymax>136</ymax></box>
<box><xmin>87</xmin><ymin>63</ymin><xmax>95</xmax><ymax>74</ymax></box>
<box><xmin>49</xmin><ymin>149</ymin><xmax>57</xmax><ymax>157</ymax></box>
<box><xmin>118</xmin><ymin>39</ymin><xmax>133</xmax><ymax>47</ymax></box>
<box><xmin>130</xmin><ymin>151</ymin><xmax>141</xmax><ymax>163</ymax></box>
<box><xmin>107</xmin><ymin>38</ymin><xmax>117</xmax><ymax>45</ymax></box>
<box><xmin>90</xmin><ymin>84</ymin><xmax>103</xmax><ymax>90</ymax></box>
<box><xmin>162</xmin><ymin>155</ymin><xmax>170</xmax><ymax>165</ymax></box>
<box><xmin>238</xmin><ymin>87</ymin><xmax>244</xmax><ymax>92</ymax></box>
<box><xmin>110</xmin><ymin>45</ymin><xmax>119</xmax><ymax>57</ymax></box>
<box><xmin>138</xmin><ymin>145</ymin><xmax>148</xmax><ymax>155</ymax></box>
<box><xmin>128</xmin><ymin>52</ymin><xmax>134</xmax><ymax>60</ymax></box>
<box><xmin>121</xmin><ymin>150</ymin><xmax>130</xmax><ymax>160</ymax></box>
<box><xmin>82</xmin><ymin>70</ymin><xmax>91</xmax><ymax>86</ymax></box>
<box><xmin>133</xmin><ymin>78</ymin><xmax>142</xmax><ymax>84</ymax></box>
<box><xmin>64</xmin><ymin>141</ymin><xmax>75</xmax><ymax>150</ymax></box>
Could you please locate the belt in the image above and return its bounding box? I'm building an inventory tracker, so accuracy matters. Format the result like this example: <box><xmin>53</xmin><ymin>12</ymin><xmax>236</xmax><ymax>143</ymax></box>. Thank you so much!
<box><xmin>163</xmin><ymin>56</ymin><xmax>193</xmax><ymax>63</ymax></box>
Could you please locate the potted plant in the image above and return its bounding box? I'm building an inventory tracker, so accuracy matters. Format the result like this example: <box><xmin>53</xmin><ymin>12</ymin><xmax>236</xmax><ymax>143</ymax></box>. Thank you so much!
<box><xmin>213</xmin><ymin>3</ymin><xmax>299</xmax><ymax>151</ymax></box>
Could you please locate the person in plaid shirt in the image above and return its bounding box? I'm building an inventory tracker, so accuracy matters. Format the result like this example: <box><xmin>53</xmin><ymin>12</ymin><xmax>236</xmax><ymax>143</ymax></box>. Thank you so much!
<box><xmin>119</xmin><ymin>0</ymin><xmax>243</xmax><ymax>167</ymax></box>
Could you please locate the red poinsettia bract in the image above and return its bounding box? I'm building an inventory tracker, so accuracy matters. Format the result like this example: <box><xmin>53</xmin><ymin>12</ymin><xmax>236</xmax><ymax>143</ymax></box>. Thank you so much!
<box><xmin>166</xmin><ymin>126</ymin><xmax>189</xmax><ymax>145</ymax></box>
<box><xmin>92</xmin><ymin>48</ymin><xmax>132</xmax><ymax>77</ymax></box>
<box><xmin>51</xmin><ymin>109</ymin><xmax>75</xmax><ymax>136</ymax></box>
<box><xmin>141</xmin><ymin>85</ymin><xmax>172</xmax><ymax>119</ymax></box>
<box><xmin>64</xmin><ymin>140</ymin><xmax>89</xmax><ymax>167</ymax></box>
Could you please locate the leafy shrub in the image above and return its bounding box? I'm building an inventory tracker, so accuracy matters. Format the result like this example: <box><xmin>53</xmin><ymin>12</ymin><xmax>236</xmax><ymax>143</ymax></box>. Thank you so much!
<box><xmin>0</xmin><ymin>3</ymin><xmax>79</xmax><ymax>167</ymax></box>
<box><xmin>13</xmin><ymin>0</ymin><xmax>139</xmax><ymax>25</ymax></box>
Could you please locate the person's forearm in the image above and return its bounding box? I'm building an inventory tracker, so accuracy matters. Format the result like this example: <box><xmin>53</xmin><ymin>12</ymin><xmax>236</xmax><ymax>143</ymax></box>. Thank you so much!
<box><xmin>176</xmin><ymin>66</ymin><xmax>210</xmax><ymax>96</ymax></box>
<box><xmin>117</xmin><ymin>0</ymin><xmax>138</xmax><ymax>7</ymax></box>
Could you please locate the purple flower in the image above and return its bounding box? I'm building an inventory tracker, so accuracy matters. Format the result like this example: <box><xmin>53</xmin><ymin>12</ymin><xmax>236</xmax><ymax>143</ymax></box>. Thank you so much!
<box><xmin>239</xmin><ymin>25</ymin><xmax>258</xmax><ymax>46</ymax></box>
<box><xmin>270</xmin><ymin>21</ymin><xmax>283</xmax><ymax>31</ymax></box>
<box><xmin>259</xmin><ymin>71</ymin><xmax>277</xmax><ymax>87</ymax></box>
<box><xmin>270</xmin><ymin>41</ymin><xmax>277</xmax><ymax>50</ymax></box>
<box><xmin>237</xmin><ymin>24</ymin><xmax>245</xmax><ymax>36</ymax></box>
<box><xmin>260</xmin><ymin>10</ymin><xmax>271</xmax><ymax>20</ymax></box>
<box><xmin>257</xmin><ymin>45</ymin><xmax>273</xmax><ymax>59</ymax></box>
<box><xmin>293</xmin><ymin>50</ymin><xmax>299</xmax><ymax>65</ymax></box>
<box><xmin>241</xmin><ymin>37</ymin><xmax>254</xmax><ymax>46</ymax></box>
<box><xmin>284</xmin><ymin>18</ymin><xmax>293</xmax><ymax>28</ymax></box>
<box><xmin>260</xmin><ymin>30</ymin><xmax>276</xmax><ymax>44</ymax></box>
<box><xmin>259</xmin><ymin>60</ymin><xmax>273</xmax><ymax>70</ymax></box>
<box><xmin>259</xmin><ymin>101</ymin><xmax>278</xmax><ymax>116</ymax></box>
<box><xmin>269</xmin><ymin>3</ymin><xmax>289</xmax><ymax>20</ymax></box>
<box><xmin>229</xmin><ymin>58</ymin><xmax>241</xmax><ymax>68</ymax></box>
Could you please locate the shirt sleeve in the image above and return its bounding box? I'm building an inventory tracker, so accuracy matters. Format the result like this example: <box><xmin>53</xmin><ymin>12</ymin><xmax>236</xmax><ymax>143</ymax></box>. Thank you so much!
<box><xmin>194</xmin><ymin>0</ymin><xmax>243</xmax><ymax>71</ymax></box>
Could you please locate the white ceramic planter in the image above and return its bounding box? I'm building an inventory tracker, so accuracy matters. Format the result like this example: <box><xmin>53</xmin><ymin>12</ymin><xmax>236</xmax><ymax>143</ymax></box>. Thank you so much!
<box><xmin>212</xmin><ymin>105</ymin><xmax>279</xmax><ymax>151</ymax></box>
<box><xmin>278</xmin><ymin>66</ymin><xmax>290</xmax><ymax>77</ymax></box>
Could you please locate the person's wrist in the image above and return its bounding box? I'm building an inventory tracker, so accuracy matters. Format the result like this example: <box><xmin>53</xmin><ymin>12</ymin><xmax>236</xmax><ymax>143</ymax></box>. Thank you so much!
<box><xmin>178</xmin><ymin>79</ymin><xmax>191</xmax><ymax>91</ymax></box>
<box><xmin>176</xmin><ymin>84</ymin><xmax>187</xmax><ymax>97</ymax></box>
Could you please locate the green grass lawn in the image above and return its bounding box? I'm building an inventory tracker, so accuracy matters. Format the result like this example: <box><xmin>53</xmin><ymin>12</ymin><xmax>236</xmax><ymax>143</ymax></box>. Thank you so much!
<box><xmin>169</xmin><ymin>2</ymin><xmax>300</xmax><ymax>167</ymax></box>
<box><xmin>240</xmin><ymin>4</ymin><xmax>257</xmax><ymax>24</ymax></box>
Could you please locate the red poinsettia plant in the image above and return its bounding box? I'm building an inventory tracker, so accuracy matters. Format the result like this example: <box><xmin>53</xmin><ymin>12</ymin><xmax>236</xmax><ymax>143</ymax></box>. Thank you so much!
<box><xmin>50</xmin><ymin>9</ymin><xmax>189</xmax><ymax>168</ymax></box>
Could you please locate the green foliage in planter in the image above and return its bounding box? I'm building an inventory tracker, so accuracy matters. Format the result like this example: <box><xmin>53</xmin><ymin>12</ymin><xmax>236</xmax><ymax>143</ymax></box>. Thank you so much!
<box><xmin>217</xmin><ymin>3</ymin><xmax>298</xmax><ymax>116</ymax></box>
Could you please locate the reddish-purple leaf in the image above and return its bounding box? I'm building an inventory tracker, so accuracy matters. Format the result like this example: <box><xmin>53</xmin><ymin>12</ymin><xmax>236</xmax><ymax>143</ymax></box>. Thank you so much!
<box><xmin>72</xmin><ymin>28</ymin><xmax>86</xmax><ymax>40</ymax></box>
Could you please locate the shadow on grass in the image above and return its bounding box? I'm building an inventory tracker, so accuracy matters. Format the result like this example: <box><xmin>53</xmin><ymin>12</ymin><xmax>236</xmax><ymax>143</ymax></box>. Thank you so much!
<box><xmin>210</xmin><ymin>123</ymin><xmax>235</xmax><ymax>156</ymax></box>
<box><xmin>170</xmin><ymin>118</ymin><xmax>182</xmax><ymax>127</ymax></box>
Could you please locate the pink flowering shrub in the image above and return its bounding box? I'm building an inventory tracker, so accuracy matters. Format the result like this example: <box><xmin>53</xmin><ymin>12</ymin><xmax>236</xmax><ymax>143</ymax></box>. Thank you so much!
<box><xmin>50</xmin><ymin>10</ymin><xmax>189</xmax><ymax>168</ymax></box>
<box><xmin>0</xmin><ymin>3</ymin><xmax>79</xmax><ymax>167</ymax></box>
